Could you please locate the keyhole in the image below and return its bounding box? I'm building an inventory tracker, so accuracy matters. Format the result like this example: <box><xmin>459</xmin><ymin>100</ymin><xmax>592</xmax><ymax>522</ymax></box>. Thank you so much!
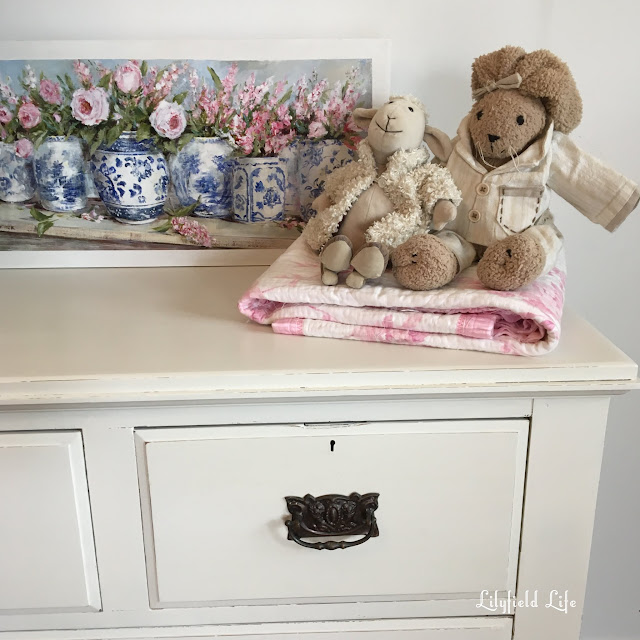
<box><xmin>330</xmin><ymin>440</ymin><xmax>336</xmax><ymax>452</ymax></box>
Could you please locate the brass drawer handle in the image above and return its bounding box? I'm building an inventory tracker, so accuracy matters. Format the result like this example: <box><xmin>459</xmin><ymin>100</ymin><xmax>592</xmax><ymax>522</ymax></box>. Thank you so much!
<box><xmin>285</xmin><ymin>492</ymin><xmax>379</xmax><ymax>550</ymax></box>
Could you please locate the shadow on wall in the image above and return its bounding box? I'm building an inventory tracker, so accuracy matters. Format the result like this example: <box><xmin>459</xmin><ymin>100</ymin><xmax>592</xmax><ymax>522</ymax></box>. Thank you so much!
<box><xmin>415</xmin><ymin>70</ymin><xmax>471</xmax><ymax>139</ymax></box>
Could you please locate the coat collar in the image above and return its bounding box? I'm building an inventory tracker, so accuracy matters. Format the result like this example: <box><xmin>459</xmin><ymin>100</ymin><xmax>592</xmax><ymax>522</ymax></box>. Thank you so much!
<box><xmin>357</xmin><ymin>139</ymin><xmax>431</xmax><ymax>178</ymax></box>
<box><xmin>454</xmin><ymin>114</ymin><xmax>555</xmax><ymax>175</ymax></box>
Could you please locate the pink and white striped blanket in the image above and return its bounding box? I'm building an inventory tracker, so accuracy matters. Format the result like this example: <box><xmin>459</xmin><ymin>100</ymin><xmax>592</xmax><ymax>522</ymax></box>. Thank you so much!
<box><xmin>238</xmin><ymin>237</ymin><xmax>566</xmax><ymax>356</ymax></box>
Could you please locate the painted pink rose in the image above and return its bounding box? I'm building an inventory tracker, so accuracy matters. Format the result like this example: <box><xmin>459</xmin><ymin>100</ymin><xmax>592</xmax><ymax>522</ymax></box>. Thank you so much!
<box><xmin>71</xmin><ymin>87</ymin><xmax>109</xmax><ymax>126</ymax></box>
<box><xmin>14</xmin><ymin>138</ymin><xmax>34</xmax><ymax>159</ymax></box>
<box><xmin>113</xmin><ymin>61</ymin><xmax>142</xmax><ymax>94</ymax></box>
<box><xmin>39</xmin><ymin>78</ymin><xmax>62</xmax><ymax>105</ymax></box>
<box><xmin>149</xmin><ymin>100</ymin><xmax>186</xmax><ymax>140</ymax></box>
<box><xmin>17</xmin><ymin>102</ymin><xmax>41</xmax><ymax>129</ymax></box>
<box><xmin>0</xmin><ymin>106</ymin><xmax>12</xmax><ymax>124</ymax></box>
<box><xmin>53</xmin><ymin>112</ymin><xmax>62</xmax><ymax>123</ymax></box>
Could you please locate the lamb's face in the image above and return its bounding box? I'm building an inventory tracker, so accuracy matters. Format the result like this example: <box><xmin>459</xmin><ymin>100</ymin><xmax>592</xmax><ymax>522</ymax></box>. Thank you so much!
<box><xmin>366</xmin><ymin>98</ymin><xmax>427</xmax><ymax>158</ymax></box>
<box><xmin>468</xmin><ymin>90</ymin><xmax>547</xmax><ymax>162</ymax></box>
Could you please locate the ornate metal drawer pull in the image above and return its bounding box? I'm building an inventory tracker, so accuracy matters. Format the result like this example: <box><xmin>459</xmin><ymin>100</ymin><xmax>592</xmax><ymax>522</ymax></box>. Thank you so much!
<box><xmin>285</xmin><ymin>492</ymin><xmax>379</xmax><ymax>550</ymax></box>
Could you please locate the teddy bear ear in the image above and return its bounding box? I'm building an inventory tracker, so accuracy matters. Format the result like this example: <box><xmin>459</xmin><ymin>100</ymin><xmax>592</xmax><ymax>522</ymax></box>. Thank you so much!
<box><xmin>517</xmin><ymin>49</ymin><xmax>583</xmax><ymax>133</ymax></box>
<box><xmin>423</xmin><ymin>125</ymin><xmax>453</xmax><ymax>163</ymax></box>
<box><xmin>352</xmin><ymin>107</ymin><xmax>377</xmax><ymax>131</ymax></box>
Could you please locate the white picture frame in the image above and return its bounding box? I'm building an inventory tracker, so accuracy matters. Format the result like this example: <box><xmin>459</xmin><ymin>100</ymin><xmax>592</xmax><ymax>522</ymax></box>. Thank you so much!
<box><xmin>0</xmin><ymin>38</ymin><xmax>391</xmax><ymax>269</ymax></box>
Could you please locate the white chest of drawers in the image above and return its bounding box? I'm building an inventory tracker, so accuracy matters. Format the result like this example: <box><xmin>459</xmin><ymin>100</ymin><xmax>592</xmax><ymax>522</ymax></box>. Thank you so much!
<box><xmin>0</xmin><ymin>266</ymin><xmax>636</xmax><ymax>640</ymax></box>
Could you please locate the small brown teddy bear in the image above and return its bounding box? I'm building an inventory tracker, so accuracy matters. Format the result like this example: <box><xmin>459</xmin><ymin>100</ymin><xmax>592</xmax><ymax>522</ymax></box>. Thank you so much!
<box><xmin>393</xmin><ymin>46</ymin><xmax>639</xmax><ymax>291</ymax></box>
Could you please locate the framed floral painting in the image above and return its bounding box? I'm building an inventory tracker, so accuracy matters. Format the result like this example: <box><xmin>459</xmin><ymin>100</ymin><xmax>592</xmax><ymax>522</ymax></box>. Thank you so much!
<box><xmin>0</xmin><ymin>39</ymin><xmax>390</xmax><ymax>267</ymax></box>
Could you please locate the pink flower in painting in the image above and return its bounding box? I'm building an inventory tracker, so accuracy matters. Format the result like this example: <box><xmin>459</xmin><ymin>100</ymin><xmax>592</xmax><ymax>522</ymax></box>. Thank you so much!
<box><xmin>0</xmin><ymin>106</ymin><xmax>12</xmax><ymax>124</ymax></box>
<box><xmin>17</xmin><ymin>102</ymin><xmax>41</xmax><ymax>129</ymax></box>
<box><xmin>14</xmin><ymin>138</ymin><xmax>34</xmax><ymax>159</ymax></box>
<box><xmin>71</xmin><ymin>87</ymin><xmax>110</xmax><ymax>126</ymax></box>
<box><xmin>113</xmin><ymin>61</ymin><xmax>142</xmax><ymax>94</ymax></box>
<box><xmin>73</xmin><ymin>60</ymin><xmax>93</xmax><ymax>87</ymax></box>
<box><xmin>236</xmin><ymin>133</ymin><xmax>255</xmax><ymax>155</ymax></box>
<box><xmin>222</xmin><ymin>63</ymin><xmax>238</xmax><ymax>93</ymax></box>
<box><xmin>39</xmin><ymin>78</ymin><xmax>62</xmax><ymax>105</ymax></box>
<box><xmin>171</xmin><ymin>216</ymin><xmax>213</xmax><ymax>248</ymax></box>
<box><xmin>308</xmin><ymin>121</ymin><xmax>328</xmax><ymax>139</ymax></box>
<box><xmin>149</xmin><ymin>100</ymin><xmax>187</xmax><ymax>140</ymax></box>
<box><xmin>81</xmin><ymin>209</ymin><xmax>105</xmax><ymax>222</ymax></box>
<box><xmin>53</xmin><ymin>112</ymin><xmax>62</xmax><ymax>123</ymax></box>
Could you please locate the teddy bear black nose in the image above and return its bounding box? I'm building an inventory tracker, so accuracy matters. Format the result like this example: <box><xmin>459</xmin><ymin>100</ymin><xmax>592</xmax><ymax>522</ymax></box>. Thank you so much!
<box><xmin>488</xmin><ymin>134</ymin><xmax>501</xmax><ymax>143</ymax></box>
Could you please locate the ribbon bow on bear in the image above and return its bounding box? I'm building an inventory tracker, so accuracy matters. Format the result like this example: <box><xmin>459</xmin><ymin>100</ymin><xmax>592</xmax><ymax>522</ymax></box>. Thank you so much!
<box><xmin>472</xmin><ymin>72</ymin><xmax>523</xmax><ymax>101</ymax></box>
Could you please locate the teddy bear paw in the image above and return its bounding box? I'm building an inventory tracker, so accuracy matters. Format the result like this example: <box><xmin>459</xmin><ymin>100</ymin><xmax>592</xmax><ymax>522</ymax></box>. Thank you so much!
<box><xmin>477</xmin><ymin>233</ymin><xmax>545</xmax><ymax>291</ymax></box>
<box><xmin>391</xmin><ymin>235</ymin><xmax>458</xmax><ymax>290</ymax></box>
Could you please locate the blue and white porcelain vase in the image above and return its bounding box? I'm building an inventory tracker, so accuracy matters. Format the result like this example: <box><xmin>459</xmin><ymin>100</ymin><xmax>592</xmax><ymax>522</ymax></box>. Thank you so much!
<box><xmin>278</xmin><ymin>140</ymin><xmax>300</xmax><ymax>219</ymax></box>
<box><xmin>297</xmin><ymin>139</ymin><xmax>354</xmax><ymax>220</ymax></box>
<box><xmin>33</xmin><ymin>136</ymin><xmax>87</xmax><ymax>212</ymax></box>
<box><xmin>0</xmin><ymin>142</ymin><xmax>36</xmax><ymax>203</ymax></box>
<box><xmin>91</xmin><ymin>131</ymin><xmax>169</xmax><ymax>224</ymax></box>
<box><xmin>169</xmin><ymin>137</ymin><xmax>233</xmax><ymax>218</ymax></box>
<box><xmin>232</xmin><ymin>156</ymin><xmax>286</xmax><ymax>223</ymax></box>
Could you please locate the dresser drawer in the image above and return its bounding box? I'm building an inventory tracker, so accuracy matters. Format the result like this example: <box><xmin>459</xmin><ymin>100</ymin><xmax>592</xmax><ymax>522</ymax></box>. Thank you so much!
<box><xmin>0</xmin><ymin>431</ymin><xmax>101</xmax><ymax>614</ymax></box>
<box><xmin>135</xmin><ymin>420</ymin><xmax>527</xmax><ymax>609</ymax></box>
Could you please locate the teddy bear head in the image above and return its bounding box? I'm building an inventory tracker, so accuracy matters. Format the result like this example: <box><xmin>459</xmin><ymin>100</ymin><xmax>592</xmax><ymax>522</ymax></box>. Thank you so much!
<box><xmin>353</xmin><ymin>95</ymin><xmax>452</xmax><ymax>163</ymax></box>
<box><xmin>468</xmin><ymin>46</ymin><xmax>583</xmax><ymax>164</ymax></box>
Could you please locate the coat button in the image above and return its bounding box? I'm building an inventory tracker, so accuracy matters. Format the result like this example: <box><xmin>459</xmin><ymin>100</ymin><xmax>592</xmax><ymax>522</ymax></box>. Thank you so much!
<box><xmin>468</xmin><ymin>209</ymin><xmax>481</xmax><ymax>222</ymax></box>
<box><xmin>476</xmin><ymin>183</ymin><xmax>490</xmax><ymax>195</ymax></box>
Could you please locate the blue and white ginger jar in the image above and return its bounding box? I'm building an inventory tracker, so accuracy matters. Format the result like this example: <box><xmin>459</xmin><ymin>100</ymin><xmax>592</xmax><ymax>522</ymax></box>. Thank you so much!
<box><xmin>0</xmin><ymin>142</ymin><xmax>36</xmax><ymax>203</ymax></box>
<box><xmin>169</xmin><ymin>137</ymin><xmax>233</xmax><ymax>218</ymax></box>
<box><xmin>33</xmin><ymin>136</ymin><xmax>87</xmax><ymax>212</ymax></box>
<box><xmin>232</xmin><ymin>157</ymin><xmax>286</xmax><ymax>223</ymax></box>
<box><xmin>91</xmin><ymin>131</ymin><xmax>168</xmax><ymax>224</ymax></box>
<box><xmin>297</xmin><ymin>139</ymin><xmax>354</xmax><ymax>220</ymax></box>
<box><xmin>278</xmin><ymin>140</ymin><xmax>300</xmax><ymax>218</ymax></box>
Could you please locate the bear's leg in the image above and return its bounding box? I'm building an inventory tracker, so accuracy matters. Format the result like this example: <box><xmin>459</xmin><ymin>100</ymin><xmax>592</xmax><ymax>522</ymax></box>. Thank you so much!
<box><xmin>346</xmin><ymin>242</ymin><xmax>390</xmax><ymax>289</ymax></box>
<box><xmin>477</xmin><ymin>224</ymin><xmax>563</xmax><ymax>291</ymax></box>
<box><xmin>321</xmin><ymin>267</ymin><xmax>339</xmax><ymax>286</ymax></box>
<box><xmin>394</xmin><ymin>231</ymin><xmax>475</xmax><ymax>290</ymax></box>
<box><xmin>320</xmin><ymin>235</ymin><xmax>353</xmax><ymax>286</ymax></box>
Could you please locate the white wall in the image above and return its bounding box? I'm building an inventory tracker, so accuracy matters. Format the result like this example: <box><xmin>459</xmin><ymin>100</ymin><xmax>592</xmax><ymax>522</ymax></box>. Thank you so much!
<box><xmin>2</xmin><ymin>0</ymin><xmax>638</xmax><ymax>637</ymax></box>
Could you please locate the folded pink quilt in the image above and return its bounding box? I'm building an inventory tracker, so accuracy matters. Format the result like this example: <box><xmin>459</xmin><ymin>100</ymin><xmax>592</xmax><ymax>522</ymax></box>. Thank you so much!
<box><xmin>238</xmin><ymin>237</ymin><xmax>566</xmax><ymax>356</ymax></box>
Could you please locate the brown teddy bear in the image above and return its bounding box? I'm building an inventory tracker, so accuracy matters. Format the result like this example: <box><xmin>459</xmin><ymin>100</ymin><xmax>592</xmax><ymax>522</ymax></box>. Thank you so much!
<box><xmin>393</xmin><ymin>46</ymin><xmax>639</xmax><ymax>291</ymax></box>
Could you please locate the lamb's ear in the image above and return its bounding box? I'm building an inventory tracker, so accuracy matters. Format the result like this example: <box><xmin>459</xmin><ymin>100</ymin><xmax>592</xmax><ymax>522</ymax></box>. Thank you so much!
<box><xmin>353</xmin><ymin>107</ymin><xmax>377</xmax><ymax>131</ymax></box>
<box><xmin>424</xmin><ymin>125</ymin><xmax>453</xmax><ymax>163</ymax></box>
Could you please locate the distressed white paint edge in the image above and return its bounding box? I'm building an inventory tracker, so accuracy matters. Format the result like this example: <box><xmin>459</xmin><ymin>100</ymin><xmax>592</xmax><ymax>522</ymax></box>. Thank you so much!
<box><xmin>0</xmin><ymin>248</ymin><xmax>283</xmax><ymax>269</ymax></box>
<box><xmin>513</xmin><ymin>397</ymin><xmax>610</xmax><ymax>640</ymax></box>
<box><xmin>0</xmin><ymin>396</ymin><xmax>533</xmax><ymax>431</ymax></box>
<box><xmin>0</xmin><ymin>599</ymin><xmax>515</xmax><ymax>632</ymax></box>
<box><xmin>68</xmin><ymin>433</ymin><xmax>102</xmax><ymax>613</ymax></box>
<box><xmin>0</xmin><ymin>617</ymin><xmax>512</xmax><ymax>639</ymax></box>
<box><xmin>0</xmin><ymin>371</ymin><xmax>637</xmax><ymax>408</ymax></box>
<box><xmin>82</xmin><ymin>427</ymin><xmax>150</xmax><ymax>612</ymax></box>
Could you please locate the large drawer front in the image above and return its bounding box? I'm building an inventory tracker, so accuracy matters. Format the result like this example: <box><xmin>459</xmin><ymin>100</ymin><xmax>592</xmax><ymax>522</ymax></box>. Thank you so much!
<box><xmin>136</xmin><ymin>420</ymin><xmax>527</xmax><ymax>609</ymax></box>
<box><xmin>0</xmin><ymin>431</ymin><xmax>101</xmax><ymax>614</ymax></box>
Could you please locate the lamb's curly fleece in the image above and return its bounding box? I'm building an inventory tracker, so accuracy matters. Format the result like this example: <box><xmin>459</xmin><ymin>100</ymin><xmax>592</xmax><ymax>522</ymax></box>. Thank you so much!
<box><xmin>303</xmin><ymin>139</ymin><xmax>461</xmax><ymax>252</ymax></box>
